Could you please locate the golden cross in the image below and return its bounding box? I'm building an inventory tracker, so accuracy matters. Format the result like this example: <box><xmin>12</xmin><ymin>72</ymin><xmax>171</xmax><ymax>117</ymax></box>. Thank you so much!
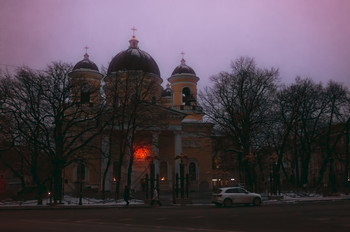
<box><xmin>131</xmin><ymin>26</ymin><xmax>137</xmax><ymax>36</ymax></box>
<box><xmin>181</xmin><ymin>52</ymin><xmax>185</xmax><ymax>59</ymax></box>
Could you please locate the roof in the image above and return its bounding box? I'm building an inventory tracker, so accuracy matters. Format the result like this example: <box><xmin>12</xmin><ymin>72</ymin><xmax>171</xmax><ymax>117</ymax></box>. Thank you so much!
<box><xmin>73</xmin><ymin>53</ymin><xmax>99</xmax><ymax>71</ymax></box>
<box><xmin>171</xmin><ymin>58</ymin><xmax>196</xmax><ymax>76</ymax></box>
<box><xmin>107</xmin><ymin>36</ymin><xmax>160</xmax><ymax>76</ymax></box>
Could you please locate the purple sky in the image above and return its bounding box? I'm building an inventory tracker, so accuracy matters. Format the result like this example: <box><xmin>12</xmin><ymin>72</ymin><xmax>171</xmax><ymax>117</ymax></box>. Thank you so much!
<box><xmin>1</xmin><ymin>0</ymin><xmax>349</xmax><ymax>90</ymax></box>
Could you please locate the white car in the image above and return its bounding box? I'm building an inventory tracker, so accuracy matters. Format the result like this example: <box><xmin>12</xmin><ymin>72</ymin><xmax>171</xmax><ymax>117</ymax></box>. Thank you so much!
<box><xmin>212</xmin><ymin>187</ymin><xmax>262</xmax><ymax>207</ymax></box>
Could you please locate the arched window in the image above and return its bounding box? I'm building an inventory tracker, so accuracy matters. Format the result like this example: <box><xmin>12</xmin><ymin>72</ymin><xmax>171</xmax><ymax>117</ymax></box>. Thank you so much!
<box><xmin>77</xmin><ymin>163</ymin><xmax>85</xmax><ymax>181</ymax></box>
<box><xmin>80</xmin><ymin>83</ymin><xmax>91</xmax><ymax>104</ymax></box>
<box><xmin>189</xmin><ymin>162</ymin><xmax>196</xmax><ymax>181</ymax></box>
<box><xmin>182</xmin><ymin>87</ymin><xmax>191</xmax><ymax>105</ymax></box>
<box><xmin>160</xmin><ymin>161</ymin><xmax>168</xmax><ymax>181</ymax></box>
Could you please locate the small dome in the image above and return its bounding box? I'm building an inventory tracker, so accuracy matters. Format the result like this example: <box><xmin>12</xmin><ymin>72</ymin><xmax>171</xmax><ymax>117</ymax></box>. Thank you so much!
<box><xmin>107</xmin><ymin>36</ymin><xmax>160</xmax><ymax>76</ymax></box>
<box><xmin>161</xmin><ymin>83</ymin><xmax>172</xmax><ymax>97</ymax></box>
<box><xmin>171</xmin><ymin>58</ymin><xmax>196</xmax><ymax>76</ymax></box>
<box><xmin>73</xmin><ymin>53</ymin><xmax>99</xmax><ymax>71</ymax></box>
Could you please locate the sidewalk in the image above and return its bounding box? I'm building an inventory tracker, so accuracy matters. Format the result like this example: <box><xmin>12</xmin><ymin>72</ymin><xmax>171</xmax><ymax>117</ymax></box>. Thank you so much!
<box><xmin>1</xmin><ymin>192</ymin><xmax>350</xmax><ymax>209</ymax></box>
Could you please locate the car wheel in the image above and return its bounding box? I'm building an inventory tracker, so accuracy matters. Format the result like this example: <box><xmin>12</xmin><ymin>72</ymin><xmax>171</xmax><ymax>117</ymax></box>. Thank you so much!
<box><xmin>253</xmin><ymin>197</ymin><xmax>261</xmax><ymax>206</ymax></box>
<box><xmin>223</xmin><ymin>198</ymin><xmax>233</xmax><ymax>207</ymax></box>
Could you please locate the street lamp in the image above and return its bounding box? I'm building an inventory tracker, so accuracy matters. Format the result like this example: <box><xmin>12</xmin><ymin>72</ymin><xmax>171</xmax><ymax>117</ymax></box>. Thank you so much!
<box><xmin>145</xmin><ymin>153</ymin><xmax>159</xmax><ymax>200</ymax></box>
<box><xmin>175</xmin><ymin>153</ymin><xmax>189</xmax><ymax>200</ymax></box>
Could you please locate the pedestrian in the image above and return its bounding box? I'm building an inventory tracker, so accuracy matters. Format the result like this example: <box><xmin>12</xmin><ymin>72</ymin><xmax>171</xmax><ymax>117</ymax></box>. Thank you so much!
<box><xmin>124</xmin><ymin>185</ymin><xmax>130</xmax><ymax>206</ymax></box>
<box><xmin>151</xmin><ymin>188</ymin><xmax>162</xmax><ymax>206</ymax></box>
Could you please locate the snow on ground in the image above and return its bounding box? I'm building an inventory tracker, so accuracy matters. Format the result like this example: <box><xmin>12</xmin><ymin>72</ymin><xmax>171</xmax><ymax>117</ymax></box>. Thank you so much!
<box><xmin>0</xmin><ymin>195</ymin><xmax>144</xmax><ymax>207</ymax></box>
<box><xmin>1</xmin><ymin>192</ymin><xmax>349</xmax><ymax>207</ymax></box>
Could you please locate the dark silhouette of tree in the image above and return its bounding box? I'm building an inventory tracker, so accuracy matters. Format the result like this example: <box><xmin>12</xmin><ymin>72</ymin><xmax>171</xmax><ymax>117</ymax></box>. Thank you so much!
<box><xmin>103</xmin><ymin>70</ymin><xmax>161</xmax><ymax>199</ymax></box>
<box><xmin>264</xmin><ymin>82</ymin><xmax>303</xmax><ymax>192</ymax></box>
<box><xmin>290</xmin><ymin>78</ymin><xmax>328</xmax><ymax>188</ymax></box>
<box><xmin>317</xmin><ymin>81</ymin><xmax>349</xmax><ymax>192</ymax></box>
<box><xmin>0</xmin><ymin>63</ymin><xmax>106</xmax><ymax>204</ymax></box>
<box><xmin>200</xmin><ymin>57</ymin><xmax>278</xmax><ymax>190</ymax></box>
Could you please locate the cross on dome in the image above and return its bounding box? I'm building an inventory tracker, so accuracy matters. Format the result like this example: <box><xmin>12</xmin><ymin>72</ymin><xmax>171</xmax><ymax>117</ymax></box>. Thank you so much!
<box><xmin>129</xmin><ymin>26</ymin><xmax>139</xmax><ymax>48</ymax></box>
<box><xmin>84</xmin><ymin>46</ymin><xmax>89</xmax><ymax>59</ymax></box>
<box><xmin>180</xmin><ymin>52</ymin><xmax>186</xmax><ymax>65</ymax></box>
<box><xmin>131</xmin><ymin>26</ymin><xmax>137</xmax><ymax>37</ymax></box>
<box><xmin>181</xmin><ymin>52</ymin><xmax>185</xmax><ymax>59</ymax></box>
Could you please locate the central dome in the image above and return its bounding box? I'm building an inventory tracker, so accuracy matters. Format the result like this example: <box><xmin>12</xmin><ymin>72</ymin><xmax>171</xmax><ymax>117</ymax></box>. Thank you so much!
<box><xmin>107</xmin><ymin>36</ymin><xmax>160</xmax><ymax>76</ymax></box>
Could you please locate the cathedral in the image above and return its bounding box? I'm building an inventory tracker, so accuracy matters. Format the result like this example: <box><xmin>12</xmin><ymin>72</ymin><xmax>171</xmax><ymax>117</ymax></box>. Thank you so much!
<box><xmin>64</xmin><ymin>31</ymin><xmax>213</xmax><ymax>199</ymax></box>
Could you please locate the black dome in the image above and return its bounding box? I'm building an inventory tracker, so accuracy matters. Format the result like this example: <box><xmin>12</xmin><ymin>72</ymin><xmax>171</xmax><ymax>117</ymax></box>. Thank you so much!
<box><xmin>107</xmin><ymin>37</ymin><xmax>160</xmax><ymax>76</ymax></box>
<box><xmin>171</xmin><ymin>58</ymin><xmax>196</xmax><ymax>76</ymax></box>
<box><xmin>73</xmin><ymin>53</ymin><xmax>99</xmax><ymax>71</ymax></box>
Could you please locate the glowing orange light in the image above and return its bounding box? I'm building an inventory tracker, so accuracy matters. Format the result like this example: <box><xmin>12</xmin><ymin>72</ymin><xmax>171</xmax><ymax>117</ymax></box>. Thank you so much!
<box><xmin>161</xmin><ymin>177</ymin><xmax>165</xmax><ymax>181</ymax></box>
<box><xmin>113</xmin><ymin>177</ymin><xmax>116</xmax><ymax>182</ymax></box>
<box><xmin>134</xmin><ymin>146</ymin><xmax>151</xmax><ymax>160</ymax></box>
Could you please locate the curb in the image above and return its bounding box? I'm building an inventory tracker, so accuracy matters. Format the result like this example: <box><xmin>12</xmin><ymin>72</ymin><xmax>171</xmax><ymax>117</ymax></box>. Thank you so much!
<box><xmin>1</xmin><ymin>197</ymin><xmax>350</xmax><ymax>210</ymax></box>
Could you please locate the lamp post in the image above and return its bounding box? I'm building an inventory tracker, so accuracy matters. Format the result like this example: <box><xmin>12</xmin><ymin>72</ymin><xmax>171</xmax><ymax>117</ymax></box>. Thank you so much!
<box><xmin>146</xmin><ymin>154</ymin><xmax>159</xmax><ymax>200</ymax></box>
<box><xmin>175</xmin><ymin>153</ymin><xmax>189</xmax><ymax>202</ymax></box>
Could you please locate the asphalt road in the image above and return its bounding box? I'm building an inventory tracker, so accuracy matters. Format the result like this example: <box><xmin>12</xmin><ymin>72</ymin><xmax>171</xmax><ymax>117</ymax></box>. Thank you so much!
<box><xmin>1</xmin><ymin>201</ymin><xmax>349</xmax><ymax>232</ymax></box>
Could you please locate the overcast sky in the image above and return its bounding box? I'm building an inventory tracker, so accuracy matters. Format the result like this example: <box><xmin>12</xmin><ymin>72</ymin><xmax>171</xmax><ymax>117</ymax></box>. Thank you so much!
<box><xmin>0</xmin><ymin>0</ymin><xmax>349</xmax><ymax>90</ymax></box>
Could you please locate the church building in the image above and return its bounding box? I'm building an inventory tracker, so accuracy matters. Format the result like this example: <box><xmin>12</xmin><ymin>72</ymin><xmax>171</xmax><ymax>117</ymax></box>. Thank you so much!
<box><xmin>64</xmin><ymin>31</ymin><xmax>213</xmax><ymax>199</ymax></box>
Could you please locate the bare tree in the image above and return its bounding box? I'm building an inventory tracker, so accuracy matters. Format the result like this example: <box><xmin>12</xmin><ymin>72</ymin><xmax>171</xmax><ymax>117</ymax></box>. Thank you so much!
<box><xmin>289</xmin><ymin>77</ymin><xmax>328</xmax><ymax>188</ymax></box>
<box><xmin>103</xmin><ymin>70</ymin><xmax>160</xmax><ymax>199</ymax></box>
<box><xmin>199</xmin><ymin>57</ymin><xmax>278</xmax><ymax>190</ymax></box>
<box><xmin>317</xmin><ymin>81</ymin><xmax>349</xmax><ymax>192</ymax></box>
<box><xmin>0</xmin><ymin>67</ymin><xmax>52</xmax><ymax>204</ymax></box>
<box><xmin>264</xmin><ymin>83</ymin><xmax>303</xmax><ymax>193</ymax></box>
<box><xmin>0</xmin><ymin>63</ymin><xmax>106</xmax><ymax>204</ymax></box>
<box><xmin>0</xmin><ymin>71</ymin><xmax>15</xmax><ymax>153</ymax></box>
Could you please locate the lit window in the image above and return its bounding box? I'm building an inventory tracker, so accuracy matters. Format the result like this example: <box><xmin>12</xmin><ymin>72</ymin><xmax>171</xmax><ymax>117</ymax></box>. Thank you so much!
<box><xmin>134</xmin><ymin>146</ymin><xmax>151</xmax><ymax>160</ymax></box>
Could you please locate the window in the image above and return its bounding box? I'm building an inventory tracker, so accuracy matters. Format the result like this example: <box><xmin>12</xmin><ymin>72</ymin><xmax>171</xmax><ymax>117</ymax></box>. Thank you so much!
<box><xmin>226</xmin><ymin>188</ymin><xmax>239</xmax><ymax>193</ymax></box>
<box><xmin>238</xmin><ymin>188</ymin><xmax>248</xmax><ymax>193</ymax></box>
<box><xmin>182</xmin><ymin>87</ymin><xmax>191</xmax><ymax>105</ymax></box>
<box><xmin>80</xmin><ymin>83</ymin><xmax>91</xmax><ymax>104</ymax></box>
<box><xmin>189</xmin><ymin>162</ymin><xmax>196</xmax><ymax>181</ymax></box>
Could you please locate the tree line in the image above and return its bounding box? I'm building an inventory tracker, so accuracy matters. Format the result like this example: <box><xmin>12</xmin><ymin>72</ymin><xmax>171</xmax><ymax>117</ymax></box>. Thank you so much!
<box><xmin>0</xmin><ymin>62</ymin><xmax>158</xmax><ymax>204</ymax></box>
<box><xmin>1</xmin><ymin>56</ymin><xmax>349</xmax><ymax>204</ymax></box>
<box><xmin>200</xmin><ymin>57</ymin><xmax>350</xmax><ymax>194</ymax></box>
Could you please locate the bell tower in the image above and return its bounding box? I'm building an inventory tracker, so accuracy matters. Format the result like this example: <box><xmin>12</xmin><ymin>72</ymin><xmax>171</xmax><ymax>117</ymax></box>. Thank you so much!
<box><xmin>69</xmin><ymin>47</ymin><xmax>103</xmax><ymax>105</ymax></box>
<box><xmin>168</xmin><ymin>53</ymin><xmax>202</xmax><ymax>120</ymax></box>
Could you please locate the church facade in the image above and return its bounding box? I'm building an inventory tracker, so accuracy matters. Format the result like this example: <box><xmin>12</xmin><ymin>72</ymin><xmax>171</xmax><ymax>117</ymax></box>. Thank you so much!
<box><xmin>63</xmin><ymin>32</ymin><xmax>213</xmax><ymax>198</ymax></box>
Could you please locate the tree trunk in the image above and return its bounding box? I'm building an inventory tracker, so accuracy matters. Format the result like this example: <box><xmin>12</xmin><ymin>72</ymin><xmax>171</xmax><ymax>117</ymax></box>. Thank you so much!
<box><xmin>300</xmin><ymin>151</ymin><xmax>311</xmax><ymax>187</ymax></box>
<box><xmin>102</xmin><ymin>156</ymin><xmax>111</xmax><ymax>200</ymax></box>
<box><xmin>345</xmin><ymin>122</ymin><xmax>349</xmax><ymax>193</ymax></box>
<box><xmin>293</xmin><ymin>129</ymin><xmax>300</xmax><ymax>188</ymax></box>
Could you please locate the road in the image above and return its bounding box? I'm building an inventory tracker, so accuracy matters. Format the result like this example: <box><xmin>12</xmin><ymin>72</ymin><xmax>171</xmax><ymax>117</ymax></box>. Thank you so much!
<box><xmin>1</xmin><ymin>201</ymin><xmax>349</xmax><ymax>232</ymax></box>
